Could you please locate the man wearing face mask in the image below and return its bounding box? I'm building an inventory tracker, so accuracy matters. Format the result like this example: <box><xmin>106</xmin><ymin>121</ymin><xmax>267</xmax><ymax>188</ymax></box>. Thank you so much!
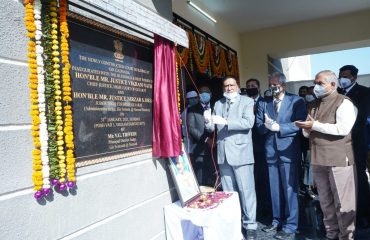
<box><xmin>295</xmin><ymin>70</ymin><xmax>358</xmax><ymax>240</ymax></box>
<box><xmin>246</xmin><ymin>78</ymin><xmax>272</xmax><ymax>217</ymax></box>
<box><xmin>181</xmin><ymin>91</ymin><xmax>199</xmax><ymax>154</ymax></box>
<box><xmin>205</xmin><ymin>76</ymin><xmax>257</xmax><ymax>240</ymax></box>
<box><xmin>338</xmin><ymin>65</ymin><xmax>370</xmax><ymax>228</ymax></box>
<box><xmin>187</xmin><ymin>86</ymin><xmax>215</xmax><ymax>186</ymax></box>
<box><xmin>255</xmin><ymin>72</ymin><xmax>307</xmax><ymax>240</ymax></box>
<box><xmin>305</xmin><ymin>86</ymin><xmax>316</xmax><ymax>104</ymax></box>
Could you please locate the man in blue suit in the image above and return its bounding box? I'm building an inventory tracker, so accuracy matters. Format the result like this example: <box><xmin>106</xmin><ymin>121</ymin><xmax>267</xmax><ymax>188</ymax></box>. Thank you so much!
<box><xmin>256</xmin><ymin>72</ymin><xmax>307</xmax><ymax>240</ymax></box>
<box><xmin>205</xmin><ymin>76</ymin><xmax>257</xmax><ymax>240</ymax></box>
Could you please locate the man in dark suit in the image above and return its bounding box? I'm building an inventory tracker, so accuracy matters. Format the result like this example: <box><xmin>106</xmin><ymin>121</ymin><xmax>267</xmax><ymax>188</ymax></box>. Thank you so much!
<box><xmin>187</xmin><ymin>86</ymin><xmax>215</xmax><ymax>187</ymax></box>
<box><xmin>256</xmin><ymin>72</ymin><xmax>307</xmax><ymax>240</ymax></box>
<box><xmin>245</xmin><ymin>78</ymin><xmax>272</xmax><ymax>217</ymax></box>
<box><xmin>338</xmin><ymin>65</ymin><xmax>370</xmax><ymax>228</ymax></box>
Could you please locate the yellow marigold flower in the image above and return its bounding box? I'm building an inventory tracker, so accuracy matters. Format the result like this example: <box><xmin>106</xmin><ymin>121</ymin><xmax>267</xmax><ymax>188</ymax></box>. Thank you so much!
<box><xmin>56</xmin><ymin>116</ymin><xmax>62</xmax><ymax>120</ymax></box>
<box><xmin>55</xmin><ymin>96</ymin><xmax>62</xmax><ymax>100</ymax></box>
<box><xmin>64</xmin><ymin>105</ymin><xmax>71</xmax><ymax>110</ymax></box>
<box><xmin>33</xmin><ymin>165</ymin><xmax>42</xmax><ymax>171</ymax></box>
<box><xmin>53</xmin><ymin>63</ymin><xmax>60</xmax><ymax>69</ymax></box>
<box><xmin>31</xmin><ymin>110</ymin><xmax>39</xmax><ymax>115</ymax></box>
<box><xmin>31</xmin><ymin>131</ymin><xmax>39</xmax><ymax>137</ymax></box>
<box><xmin>56</xmin><ymin>120</ymin><xmax>63</xmax><ymax>125</ymax></box>
<box><xmin>55</xmin><ymin>85</ymin><xmax>60</xmax><ymax>90</ymax></box>
<box><xmin>57</xmin><ymin>151</ymin><xmax>64</xmax><ymax>156</ymax></box>
<box><xmin>57</xmin><ymin>140</ymin><xmax>64</xmax><ymax>146</ymax></box>
<box><xmin>57</xmin><ymin>131</ymin><xmax>64</xmax><ymax>137</ymax></box>
<box><xmin>59</xmin><ymin>163</ymin><xmax>66</xmax><ymax>168</ymax></box>
<box><xmin>53</xmin><ymin>69</ymin><xmax>60</xmax><ymax>75</ymax></box>
<box><xmin>35</xmin><ymin>180</ymin><xmax>43</xmax><ymax>186</ymax></box>
<box><xmin>52</xmin><ymin>57</ymin><xmax>60</xmax><ymax>63</ymax></box>
<box><xmin>65</xmin><ymin>135</ymin><xmax>74</xmax><ymax>141</ymax></box>
<box><xmin>55</xmin><ymin>90</ymin><xmax>62</xmax><ymax>96</ymax></box>
<box><xmin>66</xmin><ymin>143</ymin><xmax>74</xmax><ymax>149</ymax></box>
<box><xmin>63</xmin><ymin>87</ymin><xmax>71</xmax><ymax>92</ymax></box>
<box><xmin>55</xmin><ymin>106</ymin><xmax>62</xmax><ymax>111</ymax></box>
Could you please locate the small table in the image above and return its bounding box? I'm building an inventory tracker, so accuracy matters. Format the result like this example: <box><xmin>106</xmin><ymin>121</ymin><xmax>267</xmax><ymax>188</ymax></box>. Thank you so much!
<box><xmin>164</xmin><ymin>192</ymin><xmax>243</xmax><ymax>240</ymax></box>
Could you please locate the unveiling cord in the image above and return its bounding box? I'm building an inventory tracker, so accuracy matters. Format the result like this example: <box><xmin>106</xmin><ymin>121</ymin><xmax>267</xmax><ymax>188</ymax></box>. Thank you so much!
<box><xmin>176</xmin><ymin>48</ymin><xmax>220</xmax><ymax>190</ymax></box>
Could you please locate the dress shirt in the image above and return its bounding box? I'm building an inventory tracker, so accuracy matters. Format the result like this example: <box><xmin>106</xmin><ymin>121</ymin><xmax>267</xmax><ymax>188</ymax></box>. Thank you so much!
<box><xmin>202</xmin><ymin>103</ymin><xmax>210</xmax><ymax>110</ymax></box>
<box><xmin>342</xmin><ymin>82</ymin><xmax>357</xmax><ymax>95</ymax></box>
<box><xmin>273</xmin><ymin>93</ymin><xmax>285</xmax><ymax>113</ymax></box>
<box><xmin>303</xmin><ymin>99</ymin><xmax>358</xmax><ymax>137</ymax></box>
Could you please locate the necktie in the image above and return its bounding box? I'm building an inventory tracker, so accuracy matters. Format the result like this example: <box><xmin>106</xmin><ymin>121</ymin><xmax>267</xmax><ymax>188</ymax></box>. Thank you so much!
<box><xmin>343</xmin><ymin>89</ymin><xmax>347</xmax><ymax>95</ymax></box>
<box><xmin>225</xmin><ymin>100</ymin><xmax>231</xmax><ymax>118</ymax></box>
<box><xmin>204</xmin><ymin>105</ymin><xmax>208</xmax><ymax>110</ymax></box>
<box><xmin>274</xmin><ymin>99</ymin><xmax>280</xmax><ymax>114</ymax></box>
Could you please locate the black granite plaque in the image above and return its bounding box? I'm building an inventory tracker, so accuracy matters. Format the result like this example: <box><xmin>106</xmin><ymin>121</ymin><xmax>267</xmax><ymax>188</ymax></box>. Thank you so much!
<box><xmin>69</xmin><ymin>21</ymin><xmax>153</xmax><ymax>165</ymax></box>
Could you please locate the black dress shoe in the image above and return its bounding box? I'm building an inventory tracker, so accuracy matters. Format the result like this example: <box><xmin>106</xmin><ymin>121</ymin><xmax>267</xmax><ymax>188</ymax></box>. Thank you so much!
<box><xmin>245</xmin><ymin>229</ymin><xmax>257</xmax><ymax>240</ymax></box>
<box><xmin>274</xmin><ymin>231</ymin><xmax>295</xmax><ymax>240</ymax></box>
<box><xmin>262</xmin><ymin>224</ymin><xmax>278</xmax><ymax>233</ymax></box>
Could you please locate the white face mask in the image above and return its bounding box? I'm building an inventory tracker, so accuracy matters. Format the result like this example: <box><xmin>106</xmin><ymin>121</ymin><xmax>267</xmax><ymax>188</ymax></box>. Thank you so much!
<box><xmin>223</xmin><ymin>92</ymin><xmax>239</xmax><ymax>101</ymax></box>
<box><xmin>313</xmin><ymin>84</ymin><xmax>327</xmax><ymax>98</ymax></box>
<box><xmin>305</xmin><ymin>94</ymin><xmax>315</xmax><ymax>103</ymax></box>
<box><xmin>339</xmin><ymin>77</ymin><xmax>353</xmax><ymax>89</ymax></box>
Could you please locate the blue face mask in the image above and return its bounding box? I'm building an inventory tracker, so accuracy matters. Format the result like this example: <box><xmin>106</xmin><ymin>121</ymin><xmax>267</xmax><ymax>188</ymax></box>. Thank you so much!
<box><xmin>188</xmin><ymin>98</ymin><xmax>199</xmax><ymax>107</ymax></box>
<box><xmin>305</xmin><ymin>94</ymin><xmax>315</xmax><ymax>103</ymax></box>
<box><xmin>200</xmin><ymin>92</ymin><xmax>211</xmax><ymax>104</ymax></box>
<box><xmin>313</xmin><ymin>84</ymin><xmax>327</xmax><ymax>98</ymax></box>
<box><xmin>339</xmin><ymin>77</ymin><xmax>353</xmax><ymax>89</ymax></box>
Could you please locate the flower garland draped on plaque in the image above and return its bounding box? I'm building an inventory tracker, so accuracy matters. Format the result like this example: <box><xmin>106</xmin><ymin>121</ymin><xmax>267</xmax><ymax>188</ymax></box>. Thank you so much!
<box><xmin>24</xmin><ymin>0</ymin><xmax>76</xmax><ymax>200</ymax></box>
<box><xmin>176</xmin><ymin>25</ymin><xmax>240</xmax><ymax>80</ymax></box>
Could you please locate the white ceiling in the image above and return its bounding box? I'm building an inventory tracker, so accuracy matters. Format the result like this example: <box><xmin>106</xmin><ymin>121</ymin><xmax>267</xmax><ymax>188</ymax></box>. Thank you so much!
<box><xmin>192</xmin><ymin>0</ymin><xmax>370</xmax><ymax>32</ymax></box>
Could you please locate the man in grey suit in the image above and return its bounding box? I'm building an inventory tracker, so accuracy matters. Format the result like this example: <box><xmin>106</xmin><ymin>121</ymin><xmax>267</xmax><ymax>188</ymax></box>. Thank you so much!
<box><xmin>205</xmin><ymin>76</ymin><xmax>257</xmax><ymax>240</ymax></box>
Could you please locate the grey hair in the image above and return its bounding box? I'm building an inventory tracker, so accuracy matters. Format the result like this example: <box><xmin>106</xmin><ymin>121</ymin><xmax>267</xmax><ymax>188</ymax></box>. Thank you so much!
<box><xmin>270</xmin><ymin>72</ymin><xmax>287</xmax><ymax>84</ymax></box>
<box><xmin>315</xmin><ymin>70</ymin><xmax>338</xmax><ymax>85</ymax></box>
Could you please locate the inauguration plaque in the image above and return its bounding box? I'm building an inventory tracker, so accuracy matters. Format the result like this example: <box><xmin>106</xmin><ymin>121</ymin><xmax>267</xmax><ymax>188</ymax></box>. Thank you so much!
<box><xmin>69</xmin><ymin>20</ymin><xmax>153</xmax><ymax>167</ymax></box>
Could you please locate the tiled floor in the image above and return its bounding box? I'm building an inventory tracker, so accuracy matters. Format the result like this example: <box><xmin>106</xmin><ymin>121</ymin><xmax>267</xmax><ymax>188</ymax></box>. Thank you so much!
<box><xmin>253</xmin><ymin>197</ymin><xmax>370</xmax><ymax>240</ymax></box>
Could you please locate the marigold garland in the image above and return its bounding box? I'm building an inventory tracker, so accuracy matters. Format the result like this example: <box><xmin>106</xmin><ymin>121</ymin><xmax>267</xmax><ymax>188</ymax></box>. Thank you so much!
<box><xmin>24</xmin><ymin>0</ymin><xmax>43</xmax><ymax>193</ymax></box>
<box><xmin>42</xmin><ymin>0</ymin><xmax>59</xmax><ymax>184</ymax></box>
<box><xmin>189</xmin><ymin>32</ymin><xmax>209</xmax><ymax>74</ymax></box>
<box><xmin>34</xmin><ymin>0</ymin><xmax>51</xmax><ymax>194</ymax></box>
<box><xmin>25</xmin><ymin>0</ymin><xmax>76</xmax><ymax>199</ymax></box>
<box><xmin>60</xmin><ymin>0</ymin><xmax>76</xmax><ymax>185</ymax></box>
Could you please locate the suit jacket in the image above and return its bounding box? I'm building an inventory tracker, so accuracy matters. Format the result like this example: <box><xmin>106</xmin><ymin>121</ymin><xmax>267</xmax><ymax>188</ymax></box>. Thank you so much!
<box><xmin>339</xmin><ymin>84</ymin><xmax>370</xmax><ymax>158</ymax></box>
<box><xmin>338</xmin><ymin>83</ymin><xmax>370</xmax><ymax>135</ymax></box>
<box><xmin>187</xmin><ymin>103</ymin><xmax>213</xmax><ymax>157</ymax></box>
<box><xmin>255</xmin><ymin>92</ymin><xmax>307</xmax><ymax>163</ymax></box>
<box><xmin>207</xmin><ymin>95</ymin><xmax>255</xmax><ymax>166</ymax></box>
<box><xmin>252</xmin><ymin>96</ymin><xmax>266</xmax><ymax>153</ymax></box>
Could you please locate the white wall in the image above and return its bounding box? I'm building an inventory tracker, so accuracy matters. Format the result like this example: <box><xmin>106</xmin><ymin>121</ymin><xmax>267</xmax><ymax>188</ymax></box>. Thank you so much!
<box><xmin>0</xmin><ymin>1</ymin><xmax>176</xmax><ymax>239</ymax></box>
<box><xmin>241</xmin><ymin>9</ymin><xmax>370</xmax><ymax>89</ymax></box>
<box><xmin>172</xmin><ymin>0</ymin><xmax>243</xmax><ymax>80</ymax></box>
